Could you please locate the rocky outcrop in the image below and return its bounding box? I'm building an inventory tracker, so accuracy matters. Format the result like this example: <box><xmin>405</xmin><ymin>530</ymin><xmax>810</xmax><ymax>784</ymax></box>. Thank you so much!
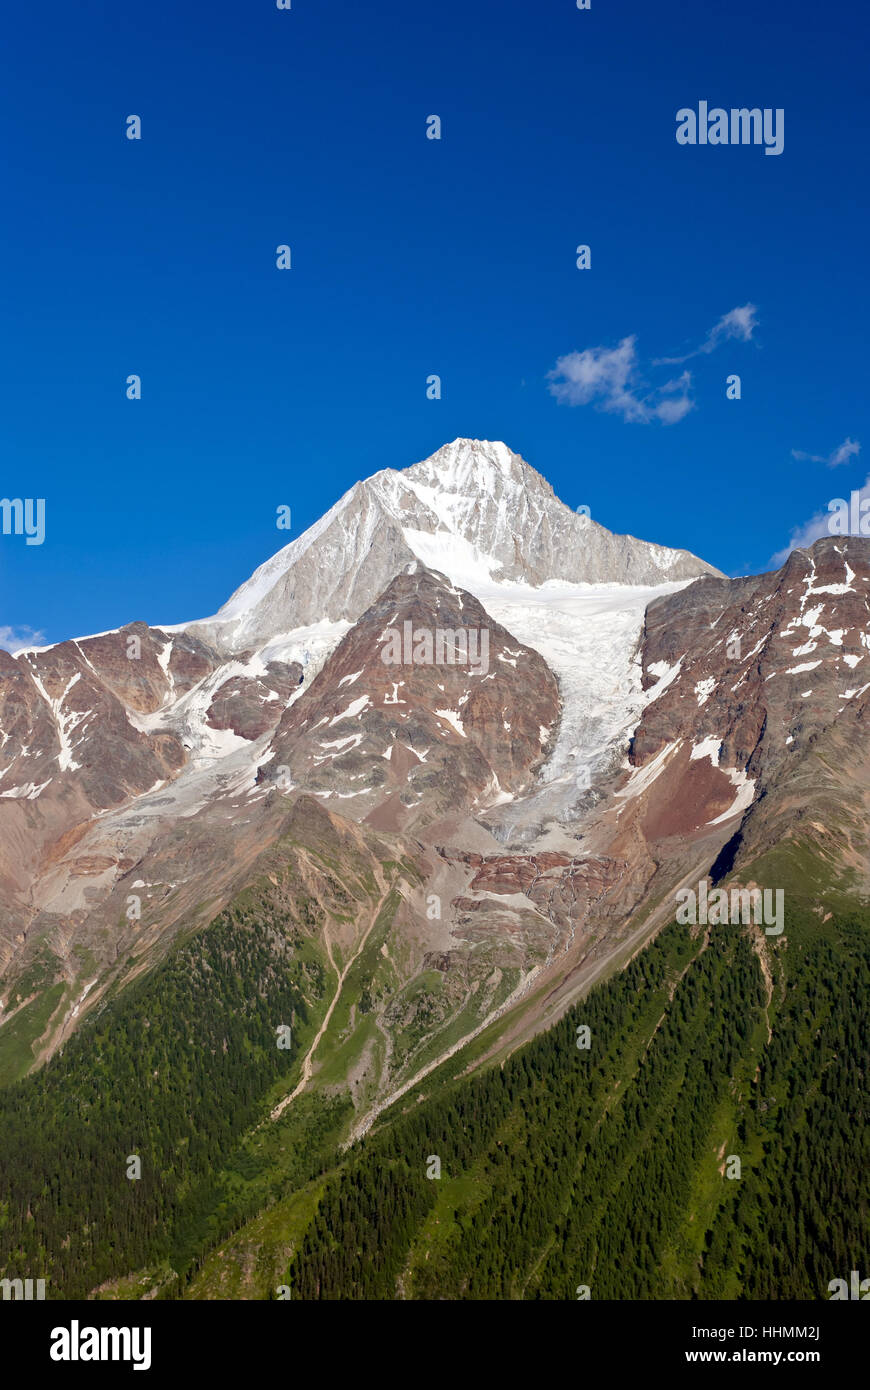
<box><xmin>623</xmin><ymin>535</ymin><xmax>870</xmax><ymax>845</ymax></box>
<box><xmin>0</xmin><ymin>622</ymin><xmax>306</xmax><ymax>981</ymax></box>
<box><xmin>258</xmin><ymin>564</ymin><xmax>561</xmax><ymax>833</ymax></box>
<box><xmin>205</xmin><ymin>661</ymin><xmax>303</xmax><ymax>740</ymax></box>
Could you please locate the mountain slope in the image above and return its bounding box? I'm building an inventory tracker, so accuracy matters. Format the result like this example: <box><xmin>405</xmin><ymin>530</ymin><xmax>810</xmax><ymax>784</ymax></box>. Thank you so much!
<box><xmin>622</xmin><ymin>535</ymin><xmax>870</xmax><ymax>880</ymax></box>
<box><xmin>283</xmin><ymin>905</ymin><xmax>868</xmax><ymax>1301</ymax></box>
<box><xmin>257</xmin><ymin>563</ymin><xmax>560</xmax><ymax>832</ymax></box>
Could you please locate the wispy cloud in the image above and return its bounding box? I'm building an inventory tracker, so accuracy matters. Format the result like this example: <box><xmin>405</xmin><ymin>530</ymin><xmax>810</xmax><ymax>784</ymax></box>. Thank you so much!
<box><xmin>791</xmin><ymin>436</ymin><xmax>860</xmax><ymax>468</ymax></box>
<box><xmin>770</xmin><ymin>471</ymin><xmax>870</xmax><ymax>566</ymax></box>
<box><xmin>656</xmin><ymin>371</ymin><xmax>695</xmax><ymax>423</ymax></box>
<box><xmin>549</xmin><ymin>304</ymin><xmax>756</xmax><ymax>424</ymax></box>
<box><xmin>654</xmin><ymin>303</ymin><xmax>759</xmax><ymax>366</ymax></box>
<box><xmin>0</xmin><ymin>624</ymin><xmax>46</xmax><ymax>653</ymax></box>
<box><xmin>547</xmin><ymin>337</ymin><xmax>694</xmax><ymax>425</ymax></box>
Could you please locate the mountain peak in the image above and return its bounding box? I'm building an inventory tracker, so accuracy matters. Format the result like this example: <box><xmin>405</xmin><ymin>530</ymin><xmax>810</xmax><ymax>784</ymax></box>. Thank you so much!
<box><xmin>428</xmin><ymin>437</ymin><xmax>518</xmax><ymax>471</ymax></box>
<box><xmin>405</xmin><ymin>437</ymin><xmax>551</xmax><ymax>497</ymax></box>
<box><xmin>204</xmin><ymin>438</ymin><xmax>721</xmax><ymax>652</ymax></box>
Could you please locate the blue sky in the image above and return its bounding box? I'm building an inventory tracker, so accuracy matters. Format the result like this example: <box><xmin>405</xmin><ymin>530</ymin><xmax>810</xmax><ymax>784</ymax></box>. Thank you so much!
<box><xmin>2</xmin><ymin>0</ymin><xmax>868</xmax><ymax>648</ymax></box>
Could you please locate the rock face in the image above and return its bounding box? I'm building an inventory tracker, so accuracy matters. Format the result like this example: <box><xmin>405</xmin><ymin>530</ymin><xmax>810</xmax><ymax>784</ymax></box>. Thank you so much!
<box><xmin>205</xmin><ymin>662</ymin><xmax>303</xmax><ymax>740</ymax></box>
<box><xmin>200</xmin><ymin>438</ymin><xmax>722</xmax><ymax>651</ymax></box>
<box><xmin>258</xmin><ymin>564</ymin><xmax>561</xmax><ymax>833</ymax></box>
<box><xmin>624</xmin><ymin>536</ymin><xmax>870</xmax><ymax>848</ymax></box>
<box><xmin>0</xmin><ymin>625</ymin><xmax>199</xmax><ymax>951</ymax></box>
<box><xmin>445</xmin><ymin>847</ymin><xmax>629</xmax><ymax>967</ymax></box>
<box><xmin>0</xmin><ymin>621</ymin><xmax>302</xmax><ymax>974</ymax></box>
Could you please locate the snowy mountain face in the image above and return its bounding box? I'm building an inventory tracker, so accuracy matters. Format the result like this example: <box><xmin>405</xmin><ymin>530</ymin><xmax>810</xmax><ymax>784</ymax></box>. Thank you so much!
<box><xmin>0</xmin><ymin>439</ymin><xmax>718</xmax><ymax>932</ymax></box>
<box><xmin>375</xmin><ymin>438</ymin><xmax>720</xmax><ymax>591</ymax></box>
<box><xmin>0</xmin><ymin>436</ymin><xmax>725</xmax><ymax>1072</ymax></box>
<box><xmin>186</xmin><ymin>437</ymin><xmax>719</xmax><ymax>831</ymax></box>
<box><xmin>198</xmin><ymin>438</ymin><xmax>721</xmax><ymax>653</ymax></box>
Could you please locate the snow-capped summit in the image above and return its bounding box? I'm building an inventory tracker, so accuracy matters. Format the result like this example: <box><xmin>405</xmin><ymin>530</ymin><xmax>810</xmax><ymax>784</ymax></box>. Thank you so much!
<box><xmin>407</xmin><ymin>437</ymin><xmax>537</xmax><ymax>489</ymax></box>
<box><xmin>198</xmin><ymin>438</ymin><xmax>721</xmax><ymax>652</ymax></box>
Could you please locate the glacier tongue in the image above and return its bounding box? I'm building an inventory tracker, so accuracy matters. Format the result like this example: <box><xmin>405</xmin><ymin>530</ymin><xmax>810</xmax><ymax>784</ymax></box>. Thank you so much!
<box><xmin>468</xmin><ymin>576</ymin><xmax>694</xmax><ymax>839</ymax></box>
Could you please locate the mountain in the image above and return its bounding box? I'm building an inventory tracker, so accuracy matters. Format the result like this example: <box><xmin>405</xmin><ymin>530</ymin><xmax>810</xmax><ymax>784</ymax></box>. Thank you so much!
<box><xmin>1</xmin><ymin>437</ymin><xmax>866</xmax><ymax>1305</ymax></box>
<box><xmin>624</xmin><ymin>534</ymin><xmax>870</xmax><ymax>886</ymax></box>
<box><xmin>257</xmin><ymin>564</ymin><xmax>561</xmax><ymax>832</ymax></box>
<box><xmin>201</xmin><ymin>437</ymin><xmax>722</xmax><ymax>651</ymax></box>
<box><xmin>0</xmin><ymin>438</ymin><xmax>716</xmax><ymax>1079</ymax></box>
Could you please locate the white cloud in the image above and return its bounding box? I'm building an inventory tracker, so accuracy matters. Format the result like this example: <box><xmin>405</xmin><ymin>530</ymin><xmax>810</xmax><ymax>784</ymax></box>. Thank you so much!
<box><xmin>547</xmin><ymin>336</ymin><xmax>639</xmax><ymax>412</ymax></box>
<box><xmin>703</xmin><ymin>303</ymin><xmax>759</xmax><ymax>352</ymax></box>
<box><xmin>655</xmin><ymin>303</ymin><xmax>759</xmax><ymax>365</ymax></box>
<box><xmin>656</xmin><ymin>371</ymin><xmax>694</xmax><ymax>423</ymax></box>
<box><xmin>791</xmin><ymin>436</ymin><xmax>860</xmax><ymax>468</ymax></box>
<box><xmin>770</xmin><ymin>471</ymin><xmax>870</xmax><ymax>566</ymax></box>
<box><xmin>547</xmin><ymin>337</ymin><xmax>694</xmax><ymax>425</ymax></box>
<box><xmin>0</xmin><ymin>625</ymin><xmax>46</xmax><ymax>653</ymax></box>
<box><xmin>770</xmin><ymin>513</ymin><xmax>833</xmax><ymax>567</ymax></box>
<box><xmin>654</xmin><ymin>395</ymin><xmax>693</xmax><ymax>424</ymax></box>
<box><xmin>549</xmin><ymin>304</ymin><xmax>756</xmax><ymax>424</ymax></box>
